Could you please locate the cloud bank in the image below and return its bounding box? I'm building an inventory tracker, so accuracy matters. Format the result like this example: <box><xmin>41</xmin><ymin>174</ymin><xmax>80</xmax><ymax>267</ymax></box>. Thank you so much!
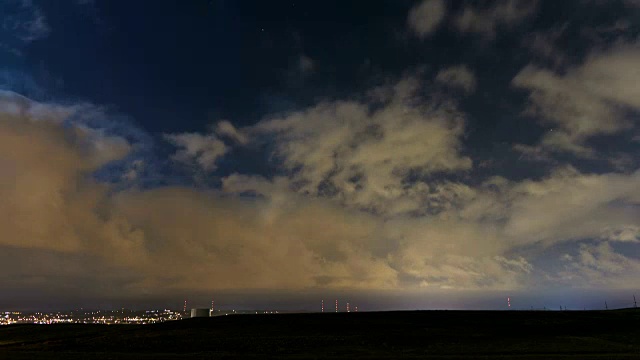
<box><xmin>2</xmin><ymin>53</ymin><xmax>640</xmax><ymax>302</ymax></box>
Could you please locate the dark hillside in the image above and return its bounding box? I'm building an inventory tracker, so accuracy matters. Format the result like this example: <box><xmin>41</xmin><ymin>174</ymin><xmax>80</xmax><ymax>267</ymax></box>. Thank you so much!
<box><xmin>1</xmin><ymin>309</ymin><xmax>639</xmax><ymax>359</ymax></box>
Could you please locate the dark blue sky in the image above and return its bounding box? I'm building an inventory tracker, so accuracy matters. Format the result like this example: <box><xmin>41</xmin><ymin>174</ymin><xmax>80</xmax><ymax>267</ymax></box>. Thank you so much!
<box><xmin>0</xmin><ymin>0</ymin><xmax>639</xmax><ymax>310</ymax></box>
<box><xmin>11</xmin><ymin>0</ymin><xmax>636</xmax><ymax>178</ymax></box>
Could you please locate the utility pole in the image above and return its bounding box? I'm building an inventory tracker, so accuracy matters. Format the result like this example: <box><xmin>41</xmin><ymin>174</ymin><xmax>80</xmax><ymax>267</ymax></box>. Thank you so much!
<box><xmin>605</xmin><ymin>301</ymin><xmax>608</xmax><ymax>310</ymax></box>
<box><xmin>634</xmin><ymin>295</ymin><xmax>637</xmax><ymax>308</ymax></box>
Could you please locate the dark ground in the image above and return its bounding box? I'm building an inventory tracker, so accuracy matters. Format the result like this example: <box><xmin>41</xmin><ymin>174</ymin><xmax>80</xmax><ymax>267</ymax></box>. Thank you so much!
<box><xmin>1</xmin><ymin>309</ymin><xmax>639</xmax><ymax>359</ymax></box>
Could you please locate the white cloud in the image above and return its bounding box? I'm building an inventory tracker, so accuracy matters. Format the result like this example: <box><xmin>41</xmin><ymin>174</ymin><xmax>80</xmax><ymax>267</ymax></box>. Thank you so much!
<box><xmin>164</xmin><ymin>132</ymin><xmax>227</xmax><ymax>171</ymax></box>
<box><xmin>513</xmin><ymin>44</ymin><xmax>640</xmax><ymax>156</ymax></box>
<box><xmin>435</xmin><ymin>65</ymin><xmax>477</xmax><ymax>93</ymax></box>
<box><xmin>247</xmin><ymin>76</ymin><xmax>472</xmax><ymax>215</ymax></box>
<box><xmin>501</xmin><ymin>167</ymin><xmax>640</xmax><ymax>245</ymax></box>
<box><xmin>454</xmin><ymin>0</ymin><xmax>538</xmax><ymax>39</ymax></box>
<box><xmin>407</xmin><ymin>0</ymin><xmax>446</xmax><ymax>38</ymax></box>
<box><xmin>558</xmin><ymin>242</ymin><xmax>640</xmax><ymax>288</ymax></box>
<box><xmin>215</xmin><ymin>120</ymin><xmax>248</xmax><ymax>144</ymax></box>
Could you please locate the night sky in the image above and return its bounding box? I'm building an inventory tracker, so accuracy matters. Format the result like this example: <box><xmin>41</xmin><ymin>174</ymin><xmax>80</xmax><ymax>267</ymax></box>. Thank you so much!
<box><xmin>0</xmin><ymin>0</ymin><xmax>639</xmax><ymax>311</ymax></box>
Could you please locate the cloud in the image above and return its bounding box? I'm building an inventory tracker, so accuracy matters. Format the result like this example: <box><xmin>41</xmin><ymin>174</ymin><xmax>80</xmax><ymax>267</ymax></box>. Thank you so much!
<box><xmin>1</xmin><ymin>0</ymin><xmax>50</xmax><ymax>50</ymax></box>
<box><xmin>122</xmin><ymin>159</ymin><xmax>145</xmax><ymax>182</ymax></box>
<box><xmin>164</xmin><ymin>132</ymin><xmax>228</xmax><ymax>172</ymax></box>
<box><xmin>558</xmin><ymin>242</ymin><xmax>640</xmax><ymax>288</ymax></box>
<box><xmin>0</xmin><ymin>89</ymin><xmax>528</xmax><ymax>295</ymax></box>
<box><xmin>1</xmin><ymin>85</ymin><xmax>639</xmax><ymax>300</ymax></box>
<box><xmin>523</xmin><ymin>24</ymin><xmax>569</xmax><ymax>68</ymax></box>
<box><xmin>0</xmin><ymin>97</ymin><xmax>132</xmax><ymax>254</ymax></box>
<box><xmin>501</xmin><ymin>167</ymin><xmax>640</xmax><ymax>245</ymax></box>
<box><xmin>215</xmin><ymin>120</ymin><xmax>248</xmax><ymax>145</ymax></box>
<box><xmin>0</xmin><ymin>93</ymin><xmax>399</xmax><ymax>294</ymax></box>
<box><xmin>0</xmin><ymin>90</ymin><xmax>76</xmax><ymax>121</ymax></box>
<box><xmin>407</xmin><ymin>0</ymin><xmax>446</xmax><ymax>38</ymax></box>
<box><xmin>454</xmin><ymin>0</ymin><xmax>539</xmax><ymax>39</ymax></box>
<box><xmin>435</xmin><ymin>65</ymin><xmax>477</xmax><ymax>93</ymax></box>
<box><xmin>115</xmin><ymin>163</ymin><xmax>640</xmax><ymax>292</ymax></box>
<box><xmin>246</xmin><ymin>76</ymin><xmax>472</xmax><ymax>216</ymax></box>
<box><xmin>513</xmin><ymin>44</ymin><xmax>640</xmax><ymax>156</ymax></box>
<box><xmin>113</xmin><ymin>186</ymin><xmax>400</xmax><ymax>291</ymax></box>
<box><xmin>600</xmin><ymin>226</ymin><xmax>640</xmax><ymax>243</ymax></box>
<box><xmin>298</xmin><ymin>54</ymin><xmax>315</xmax><ymax>75</ymax></box>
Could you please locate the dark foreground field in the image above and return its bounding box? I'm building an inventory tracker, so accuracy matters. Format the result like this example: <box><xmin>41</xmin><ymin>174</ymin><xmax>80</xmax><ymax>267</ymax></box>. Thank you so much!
<box><xmin>1</xmin><ymin>309</ymin><xmax>639</xmax><ymax>359</ymax></box>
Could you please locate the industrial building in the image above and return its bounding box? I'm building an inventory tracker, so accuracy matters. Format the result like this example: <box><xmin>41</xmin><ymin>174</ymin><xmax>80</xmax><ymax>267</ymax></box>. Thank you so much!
<box><xmin>190</xmin><ymin>308</ymin><xmax>211</xmax><ymax>318</ymax></box>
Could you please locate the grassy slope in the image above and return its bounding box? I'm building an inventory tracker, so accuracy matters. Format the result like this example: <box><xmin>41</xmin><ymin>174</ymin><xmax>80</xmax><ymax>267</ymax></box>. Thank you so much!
<box><xmin>0</xmin><ymin>309</ymin><xmax>639</xmax><ymax>359</ymax></box>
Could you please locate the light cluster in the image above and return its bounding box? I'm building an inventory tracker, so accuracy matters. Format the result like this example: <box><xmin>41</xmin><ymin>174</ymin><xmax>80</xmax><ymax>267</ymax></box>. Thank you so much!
<box><xmin>0</xmin><ymin>310</ymin><xmax>183</xmax><ymax>325</ymax></box>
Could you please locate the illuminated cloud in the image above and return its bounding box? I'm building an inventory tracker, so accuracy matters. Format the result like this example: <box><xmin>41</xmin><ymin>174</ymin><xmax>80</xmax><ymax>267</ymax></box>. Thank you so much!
<box><xmin>0</xmin><ymin>90</ymin><xmax>75</xmax><ymax>121</ymax></box>
<box><xmin>558</xmin><ymin>242</ymin><xmax>640</xmax><ymax>288</ymax></box>
<box><xmin>245</xmin><ymin>76</ymin><xmax>472</xmax><ymax>215</ymax></box>
<box><xmin>513</xmin><ymin>44</ymin><xmax>640</xmax><ymax>156</ymax></box>
<box><xmin>600</xmin><ymin>226</ymin><xmax>640</xmax><ymax>243</ymax></box>
<box><xmin>407</xmin><ymin>0</ymin><xmax>446</xmax><ymax>38</ymax></box>
<box><xmin>1</xmin><ymin>73</ymin><xmax>639</xmax><ymax>300</ymax></box>
<box><xmin>435</xmin><ymin>65</ymin><xmax>477</xmax><ymax>94</ymax></box>
<box><xmin>165</xmin><ymin>132</ymin><xmax>228</xmax><ymax>172</ymax></box>
<box><xmin>500</xmin><ymin>167</ymin><xmax>640</xmax><ymax>245</ymax></box>
<box><xmin>454</xmin><ymin>0</ymin><xmax>539</xmax><ymax>39</ymax></box>
<box><xmin>215</xmin><ymin>120</ymin><xmax>248</xmax><ymax>145</ymax></box>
